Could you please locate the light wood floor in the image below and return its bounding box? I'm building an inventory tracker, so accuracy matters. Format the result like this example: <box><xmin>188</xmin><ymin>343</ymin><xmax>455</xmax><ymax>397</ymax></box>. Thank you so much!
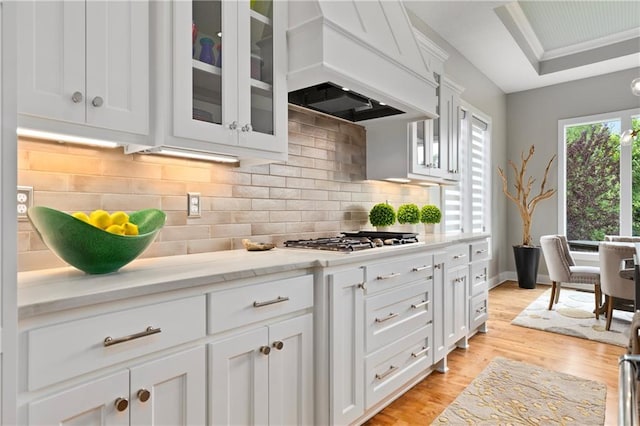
<box><xmin>365</xmin><ymin>281</ymin><xmax>626</xmax><ymax>425</ymax></box>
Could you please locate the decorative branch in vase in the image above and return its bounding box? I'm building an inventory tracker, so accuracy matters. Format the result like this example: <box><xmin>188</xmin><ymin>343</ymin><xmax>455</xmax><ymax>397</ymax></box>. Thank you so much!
<box><xmin>497</xmin><ymin>145</ymin><xmax>556</xmax><ymax>288</ymax></box>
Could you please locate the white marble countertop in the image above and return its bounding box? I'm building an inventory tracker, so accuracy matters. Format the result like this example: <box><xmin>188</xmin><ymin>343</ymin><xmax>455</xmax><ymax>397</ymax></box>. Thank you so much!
<box><xmin>18</xmin><ymin>233</ymin><xmax>488</xmax><ymax>318</ymax></box>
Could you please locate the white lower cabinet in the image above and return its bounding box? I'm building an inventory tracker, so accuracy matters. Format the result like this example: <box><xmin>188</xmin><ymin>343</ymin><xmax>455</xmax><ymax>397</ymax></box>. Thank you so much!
<box><xmin>444</xmin><ymin>264</ymin><xmax>469</xmax><ymax>349</ymax></box>
<box><xmin>329</xmin><ymin>268</ymin><xmax>365</xmax><ymax>425</ymax></box>
<box><xmin>209</xmin><ymin>313</ymin><xmax>313</xmax><ymax>426</ymax></box>
<box><xmin>28</xmin><ymin>347</ymin><xmax>206</xmax><ymax>426</ymax></box>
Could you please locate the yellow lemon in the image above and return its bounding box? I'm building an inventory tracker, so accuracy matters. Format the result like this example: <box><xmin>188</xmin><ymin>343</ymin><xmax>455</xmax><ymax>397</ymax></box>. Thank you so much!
<box><xmin>71</xmin><ymin>211</ymin><xmax>90</xmax><ymax>223</ymax></box>
<box><xmin>105</xmin><ymin>224</ymin><xmax>125</xmax><ymax>235</ymax></box>
<box><xmin>89</xmin><ymin>209</ymin><xmax>112</xmax><ymax>229</ymax></box>
<box><xmin>123</xmin><ymin>222</ymin><xmax>139</xmax><ymax>236</ymax></box>
<box><xmin>110</xmin><ymin>211</ymin><xmax>129</xmax><ymax>226</ymax></box>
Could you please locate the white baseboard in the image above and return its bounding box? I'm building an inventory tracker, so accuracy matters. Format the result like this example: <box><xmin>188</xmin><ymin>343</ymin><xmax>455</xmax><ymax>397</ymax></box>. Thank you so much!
<box><xmin>490</xmin><ymin>271</ymin><xmax>592</xmax><ymax>292</ymax></box>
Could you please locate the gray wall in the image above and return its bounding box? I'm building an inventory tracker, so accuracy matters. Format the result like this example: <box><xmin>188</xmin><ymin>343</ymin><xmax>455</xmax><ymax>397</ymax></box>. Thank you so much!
<box><xmin>408</xmin><ymin>11</ymin><xmax>509</xmax><ymax>281</ymax></box>
<box><xmin>506</xmin><ymin>67</ymin><xmax>640</xmax><ymax>274</ymax></box>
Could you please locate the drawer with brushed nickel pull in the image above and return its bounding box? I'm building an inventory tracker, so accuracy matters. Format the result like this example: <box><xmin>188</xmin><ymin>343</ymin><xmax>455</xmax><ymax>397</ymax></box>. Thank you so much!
<box><xmin>208</xmin><ymin>274</ymin><xmax>313</xmax><ymax>334</ymax></box>
<box><xmin>469</xmin><ymin>292</ymin><xmax>489</xmax><ymax>331</ymax></box>
<box><xmin>470</xmin><ymin>240</ymin><xmax>490</xmax><ymax>262</ymax></box>
<box><xmin>365</xmin><ymin>280</ymin><xmax>433</xmax><ymax>353</ymax></box>
<box><xmin>365</xmin><ymin>325</ymin><xmax>432</xmax><ymax>408</ymax></box>
<box><xmin>364</xmin><ymin>254</ymin><xmax>433</xmax><ymax>295</ymax></box>
<box><xmin>447</xmin><ymin>244</ymin><xmax>469</xmax><ymax>268</ymax></box>
<box><xmin>470</xmin><ymin>260</ymin><xmax>489</xmax><ymax>296</ymax></box>
<box><xmin>26</xmin><ymin>296</ymin><xmax>206</xmax><ymax>391</ymax></box>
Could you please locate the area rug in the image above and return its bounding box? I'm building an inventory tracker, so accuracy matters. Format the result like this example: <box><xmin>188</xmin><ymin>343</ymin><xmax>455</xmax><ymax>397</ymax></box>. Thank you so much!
<box><xmin>433</xmin><ymin>357</ymin><xmax>607</xmax><ymax>425</ymax></box>
<box><xmin>511</xmin><ymin>288</ymin><xmax>632</xmax><ymax>347</ymax></box>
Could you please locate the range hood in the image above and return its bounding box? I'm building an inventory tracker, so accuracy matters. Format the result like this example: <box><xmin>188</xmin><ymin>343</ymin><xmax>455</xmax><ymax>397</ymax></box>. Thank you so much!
<box><xmin>287</xmin><ymin>0</ymin><xmax>438</xmax><ymax>124</ymax></box>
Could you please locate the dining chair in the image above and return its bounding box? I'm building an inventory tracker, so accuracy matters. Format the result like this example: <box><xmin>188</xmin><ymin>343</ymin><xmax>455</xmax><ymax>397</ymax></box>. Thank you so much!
<box><xmin>599</xmin><ymin>242</ymin><xmax>636</xmax><ymax>330</ymax></box>
<box><xmin>539</xmin><ymin>235</ymin><xmax>601</xmax><ymax>318</ymax></box>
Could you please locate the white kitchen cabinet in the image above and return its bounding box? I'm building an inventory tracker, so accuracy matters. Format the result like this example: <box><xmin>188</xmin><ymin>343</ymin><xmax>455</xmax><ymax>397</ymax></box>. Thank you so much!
<box><xmin>329</xmin><ymin>268</ymin><xmax>365</xmax><ymax>426</ymax></box>
<box><xmin>445</xmin><ymin>264</ymin><xmax>469</xmax><ymax>349</ymax></box>
<box><xmin>131</xmin><ymin>0</ymin><xmax>287</xmax><ymax>164</ymax></box>
<box><xmin>28</xmin><ymin>347</ymin><xmax>206</xmax><ymax>426</ymax></box>
<box><xmin>469</xmin><ymin>239</ymin><xmax>490</xmax><ymax>335</ymax></box>
<box><xmin>17</xmin><ymin>0</ymin><xmax>149</xmax><ymax>138</ymax></box>
<box><xmin>431</xmin><ymin>251</ymin><xmax>447</xmax><ymax>369</ymax></box>
<box><xmin>209</xmin><ymin>313</ymin><xmax>313</xmax><ymax>426</ymax></box>
<box><xmin>365</xmin><ymin>76</ymin><xmax>463</xmax><ymax>184</ymax></box>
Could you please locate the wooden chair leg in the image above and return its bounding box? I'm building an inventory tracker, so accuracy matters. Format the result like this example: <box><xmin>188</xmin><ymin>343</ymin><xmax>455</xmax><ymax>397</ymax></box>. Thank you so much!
<box><xmin>606</xmin><ymin>296</ymin><xmax>614</xmax><ymax>331</ymax></box>
<box><xmin>548</xmin><ymin>282</ymin><xmax>557</xmax><ymax>310</ymax></box>
<box><xmin>594</xmin><ymin>284</ymin><xmax>601</xmax><ymax>320</ymax></box>
<box><xmin>555</xmin><ymin>282</ymin><xmax>561</xmax><ymax>303</ymax></box>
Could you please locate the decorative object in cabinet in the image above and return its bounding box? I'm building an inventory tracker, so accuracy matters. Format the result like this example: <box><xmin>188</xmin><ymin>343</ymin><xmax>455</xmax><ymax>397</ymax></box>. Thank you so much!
<box><xmin>126</xmin><ymin>0</ymin><xmax>288</xmax><ymax>165</ymax></box>
<box><xmin>17</xmin><ymin>0</ymin><xmax>149</xmax><ymax>145</ymax></box>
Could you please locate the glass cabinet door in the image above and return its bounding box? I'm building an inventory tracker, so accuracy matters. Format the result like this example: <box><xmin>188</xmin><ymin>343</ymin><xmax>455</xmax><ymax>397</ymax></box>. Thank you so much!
<box><xmin>191</xmin><ymin>0</ymin><xmax>224</xmax><ymax>127</ymax></box>
<box><xmin>237</xmin><ymin>0</ymin><xmax>285</xmax><ymax>152</ymax></box>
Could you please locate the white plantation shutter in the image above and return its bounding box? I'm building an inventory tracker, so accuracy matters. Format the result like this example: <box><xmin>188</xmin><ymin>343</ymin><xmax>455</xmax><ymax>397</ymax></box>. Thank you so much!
<box><xmin>442</xmin><ymin>107</ymin><xmax>491</xmax><ymax>235</ymax></box>
<box><xmin>471</xmin><ymin>116</ymin><xmax>489</xmax><ymax>233</ymax></box>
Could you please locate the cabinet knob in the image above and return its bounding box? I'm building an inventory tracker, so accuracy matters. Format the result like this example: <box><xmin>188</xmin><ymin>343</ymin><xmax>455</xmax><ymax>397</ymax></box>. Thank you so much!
<box><xmin>272</xmin><ymin>341</ymin><xmax>284</xmax><ymax>350</ymax></box>
<box><xmin>92</xmin><ymin>96</ymin><xmax>104</xmax><ymax>107</ymax></box>
<box><xmin>259</xmin><ymin>345</ymin><xmax>271</xmax><ymax>355</ymax></box>
<box><xmin>71</xmin><ymin>91</ymin><xmax>83</xmax><ymax>103</ymax></box>
<box><xmin>137</xmin><ymin>388</ymin><xmax>151</xmax><ymax>403</ymax></box>
<box><xmin>228</xmin><ymin>121</ymin><xmax>238</xmax><ymax>130</ymax></box>
<box><xmin>114</xmin><ymin>397</ymin><xmax>129</xmax><ymax>412</ymax></box>
<box><xmin>241</xmin><ymin>123</ymin><xmax>253</xmax><ymax>132</ymax></box>
<box><xmin>358</xmin><ymin>282</ymin><xmax>367</xmax><ymax>291</ymax></box>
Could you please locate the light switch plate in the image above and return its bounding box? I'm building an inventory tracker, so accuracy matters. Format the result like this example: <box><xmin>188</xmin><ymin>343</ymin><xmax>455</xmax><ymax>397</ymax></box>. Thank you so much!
<box><xmin>187</xmin><ymin>192</ymin><xmax>201</xmax><ymax>217</ymax></box>
<box><xmin>17</xmin><ymin>186</ymin><xmax>33</xmax><ymax>220</ymax></box>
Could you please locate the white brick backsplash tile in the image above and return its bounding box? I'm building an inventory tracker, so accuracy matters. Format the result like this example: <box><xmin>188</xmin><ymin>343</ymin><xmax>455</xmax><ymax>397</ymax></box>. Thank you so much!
<box><xmin>212</xmin><ymin>224</ymin><xmax>252</xmax><ymax>238</ymax></box>
<box><xmin>286</xmin><ymin>177</ymin><xmax>316</xmax><ymax>189</ymax></box>
<box><xmin>286</xmin><ymin>222</ymin><xmax>315</xmax><ymax>233</ymax></box>
<box><xmin>232</xmin><ymin>211</ymin><xmax>271</xmax><ymax>223</ymax></box>
<box><xmin>252</xmin><ymin>199</ymin><xmax>286</xmax><ymax>211</ymax></box>
<box><xmin>270</xmin><ymin>210</ymin><xmax>301</xmax><ymax>222</ymax></box>
<box><xmin>270</xmin><ymin>164</ymin><xmax>301</xmax><ymax>177</ymax></box>
<box><xmin>252</xmin><ymin>223</ymin><xmax>286</xmax><ymax>235</ymax></box>
<box><xmin>232</xmin><ymin>185</ymin><xmax>270</xmax><ymax>199</ymax></box>
<box><xmin>270</xmin><ymin>188</ymin><xmax>301</xmax><ymax>199</ymax></box>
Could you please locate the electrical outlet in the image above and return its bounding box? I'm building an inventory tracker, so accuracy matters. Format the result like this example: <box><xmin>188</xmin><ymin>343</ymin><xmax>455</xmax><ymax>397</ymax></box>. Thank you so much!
<box><xmin>17</xmin><ymin>186</ymin><xmax>33</xmax><ymax>220</ymax></box>
<box><xmin>187</xmin><ymin>192</ymin><xmax>201</xmax><ymax>217</ymax></box>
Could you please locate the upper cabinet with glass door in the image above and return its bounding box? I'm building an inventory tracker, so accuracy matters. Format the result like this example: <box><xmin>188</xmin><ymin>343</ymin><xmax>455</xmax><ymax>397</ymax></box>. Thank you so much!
<box><xmin>168</xmin><ymin>0</ymin><xmax>287</xmax><ymax>162</ymax></box>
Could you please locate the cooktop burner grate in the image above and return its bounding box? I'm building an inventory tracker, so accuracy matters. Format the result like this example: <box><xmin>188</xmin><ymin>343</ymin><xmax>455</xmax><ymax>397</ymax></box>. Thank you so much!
<box><xmin>283</xmin><ymin>232</ymin><xmax>419</xmax><ymax>252</ymax></box>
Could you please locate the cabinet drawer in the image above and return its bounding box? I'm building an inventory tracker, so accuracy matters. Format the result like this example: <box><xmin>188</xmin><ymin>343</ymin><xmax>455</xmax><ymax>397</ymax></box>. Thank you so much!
<box><xmin>469</xmin><ymin>292</ymin><xmax>488</xmax><ymax>331</ymax></box>
<box><xmin>27</xmin><ymin>296</ymin><xmax>206</xmax><ymax>391</ymax></box>
<box><xmin>365</xmin><ymin>325</ymin><xmax>432</xmax><ymax>409</ymax></box>
<box><xmin>208</xmin><ymin>275</ymin><xmax>313</xmax><ymax>334</ymax></box>
<box><xmin>470</xmin><ymin>240</ymin><xmax>489</xmax><ymax>262</ymax></box>
<box><xmin>446</xmin><ymin>244</ymin><xmax>469</xmax><ymax>268</ymax></box>
<box><xmin>365</xmin><ymin>280</ymin><xmax>432</xmax><ymax>353</ymax></box>
<box><xmin>469</xmin><ymin>261</ymin><xmax>489</xmax><ymax>296</ymax></box>
<box><xmin>365</xmin><ymin>255</ymin><xmax>432</xmax><ymax>294</ymax></box>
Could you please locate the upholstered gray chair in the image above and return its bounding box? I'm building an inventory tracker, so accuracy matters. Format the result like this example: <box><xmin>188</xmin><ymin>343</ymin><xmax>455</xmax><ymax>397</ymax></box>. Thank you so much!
<box><xmin>599</xmin><ymin>242</ymin><xmax>636</xmax><ymax>330</ymax></box>
<box><xmin>539</xmin><ymin>235</ymin><xmax>601</xmax><ymax>318</ymax></box>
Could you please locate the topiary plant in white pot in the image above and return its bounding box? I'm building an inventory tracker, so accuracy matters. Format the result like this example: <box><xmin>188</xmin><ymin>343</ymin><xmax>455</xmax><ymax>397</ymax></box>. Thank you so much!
<box><xmin>397</xmin><ymin>203</ymin><xmax>420</xmax><ymax>232</ymax></box>
<box><xmin>420</xmin><ymin>204</ymin><xmax>442</xmax><ymax>234</ymax></box>
<box><xmin>369</xmin><ymin>202</ymin><xmax>396</xmax><ymax>231</ymax></box>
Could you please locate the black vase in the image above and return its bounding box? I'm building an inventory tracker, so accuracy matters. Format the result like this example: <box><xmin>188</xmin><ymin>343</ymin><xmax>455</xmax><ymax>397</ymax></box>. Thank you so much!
<box><xmin>513</xmin><ymin>245</ymin><xmax>541</xmax><ymax>289</ymax></box>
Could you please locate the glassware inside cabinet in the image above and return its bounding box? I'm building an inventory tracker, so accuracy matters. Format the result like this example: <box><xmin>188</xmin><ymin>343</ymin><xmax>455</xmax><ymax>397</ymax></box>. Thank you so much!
<box><xmin>431</xmin><ymin>73</ymin><xmax>441</xmax><ymax>169</ymax></box>
<box><xmin>192</xmin><ymin>0</ymin><xmax>222</xmax><ymax>126</ymax></box>
<box><xmin>250</xmin><ymin>0</ymin><xmax>274</xmax><ymax>135</ymax></box>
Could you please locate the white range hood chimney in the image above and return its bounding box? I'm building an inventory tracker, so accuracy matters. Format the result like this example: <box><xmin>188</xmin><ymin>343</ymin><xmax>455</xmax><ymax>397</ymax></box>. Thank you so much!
<box><xmin>287</xmin><ymin>0</ymin><xmax>438</xmax><ymax>124</ymax></box>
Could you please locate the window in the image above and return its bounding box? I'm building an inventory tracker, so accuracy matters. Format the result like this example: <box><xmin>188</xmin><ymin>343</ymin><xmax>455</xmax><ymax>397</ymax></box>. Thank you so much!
<box><xmin>443</xmin><ymin>105</ymin><xmax>491</xmax><ymax>234</ymax></box>
<box><xmin>558</xmin><ymin>108</ymin><xmax>639</xmax><ymax>240</ymax></box>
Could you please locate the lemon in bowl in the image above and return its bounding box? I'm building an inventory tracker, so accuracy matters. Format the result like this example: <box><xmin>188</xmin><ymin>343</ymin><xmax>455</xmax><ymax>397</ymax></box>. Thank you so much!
<box><xmin>27</xmin><ymin>206</ymin><xmax>166</xmax><ymax>274</ymax></box>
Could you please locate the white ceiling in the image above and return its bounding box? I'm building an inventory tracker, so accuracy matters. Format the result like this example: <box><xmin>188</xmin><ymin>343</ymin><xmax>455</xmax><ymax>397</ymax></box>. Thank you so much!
<box><xmin>404</xmin><ymin>1</ymin><xmax>640</xmax><ymax>94</ymax></box>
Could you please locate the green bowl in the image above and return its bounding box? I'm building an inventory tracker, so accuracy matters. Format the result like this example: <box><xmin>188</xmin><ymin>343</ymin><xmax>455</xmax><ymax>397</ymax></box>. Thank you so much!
<box><xmin>27</xmin><ymin>206</ymin><xmax>166</xmax><ymax>274</ymax></box>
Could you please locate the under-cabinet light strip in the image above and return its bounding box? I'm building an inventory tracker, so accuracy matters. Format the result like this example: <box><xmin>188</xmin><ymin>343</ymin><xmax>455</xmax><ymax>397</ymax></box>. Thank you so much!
<box><xmin>16</xmin><ymin>128</ymin><xmax>120</xmax><ymax>148</ymax></box>
<box><xmin>153</xmin><ymin>148</ymin><xmax>239</xmax><ymax>164</ymax></box>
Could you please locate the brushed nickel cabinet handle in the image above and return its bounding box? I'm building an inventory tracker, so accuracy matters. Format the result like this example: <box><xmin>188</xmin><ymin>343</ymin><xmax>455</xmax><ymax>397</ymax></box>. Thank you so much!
<box><xmin>476</xmin><ymin>306</ymin><xmax>487</xmax><ymax>314</ymax></box>
<box><xmin>475</xmin><ymin>273</ymin><xmax>486</xmax><ymax>280</ymax></box>
<box><xmin>377</xmin><ymin>272</ymin><xmax>401</xmax><ymax>280</ymax></box>
<box><xmin>475</xmin><ymin>249</ymin><xmax>487</xmax><ymax>254</ymax></box>
<box><xmin>241</xmin><ymin>123</ymin><xmax>253</xmax><ymax>132</ymax></box>
<box><xmin>104</xmin><ymin>326</ymin><xmax>161</xmax><ymax>347</ymax></box>
<box><xmin>453</xmin><ymin>254</ymin><xmax>466</xmax><ymax>260</ymax></box>
<box><xmin>434</xmin><ymin>264</ymin><xmax>442</xmax><ymax>269</ymax></box>
<box><xmin>137</xmin><ymin>389</ymin><xmax>151</xmax><ymax>403</ymax></box>
<box><xmin>228</xmin><ymin>121</ymin><xmax>238</xmax><ymax>130</ymax></box>
<box><xmin>253</xmin><ymin>296</ymin><xmax>289</xmax><ymax>308</ymax></box>
<box><xmin>375</xmin><ymin>312</ymin><xmax>399</xmax><ymax>323</ymax></box>
<box><xmin>114</xmin><ymin>397</ymin><xmax>129</xmax><ymax>412</ymax></box>
<box><xmin>412</xmin><ymin>265</ymin><xmax>429</xmax><ymax>272</ymax></box>
<box><xmin>272</xmin><ymin>341</ymin><xmax>284</xmax><ymax>350</ymax></box>
<box><xmin>375</xmin><ymin>365</ymin><xmax>399</xmax><ymax>380</ymax></box>
<box><xmin>358</xmin><ymin>282</ymin><xmax>367</xmax><ymax>291</ymax></box>
<box><xmin>411</xmin><ymin>300</ymin><xmax>429</xmax><ymax>309</ymax></box>
<box><xmin>91</xmin><ymin>96</ymin><xmax>103</xmax><ymax>107</ymax></box>
<box><xmin>411</xmin><ymin>346</ymin><xmax>429</xmax><ymax>358</ymax></box>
